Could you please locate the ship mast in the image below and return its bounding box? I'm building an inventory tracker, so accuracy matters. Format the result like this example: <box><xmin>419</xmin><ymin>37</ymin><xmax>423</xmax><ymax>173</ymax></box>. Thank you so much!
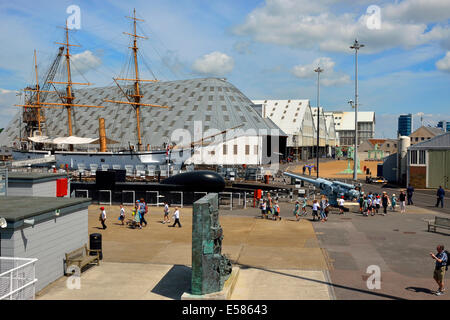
<box><xmin>15</xmin><ymin>50</ymin><xmax>64</xmax><ymax>139</ymax></box>
<box><xmin>44</xmin><ymin>22</ymin><xmax>105</xmax><ymax>138</ymax></box>
<box><xmin>104</xmin><ymin>9</ymin><xmax>168</xmax><ymax>152</ymax></box>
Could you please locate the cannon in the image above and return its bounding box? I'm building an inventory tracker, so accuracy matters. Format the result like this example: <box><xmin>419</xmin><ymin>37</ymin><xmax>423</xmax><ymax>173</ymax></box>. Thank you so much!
<box><xmin>283</xmin><ymin>172</ymin><xmax>360</xmax><ymax>206</ymax></box>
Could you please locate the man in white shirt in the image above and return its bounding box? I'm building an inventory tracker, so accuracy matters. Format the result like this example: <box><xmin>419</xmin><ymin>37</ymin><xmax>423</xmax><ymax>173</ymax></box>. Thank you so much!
<box><xmin>171</xmin><ymin>207</ymin><xmax>181</xmax><ymax>228</ymax></box>
<box><xmin>100</xmin><ymin>207</ymin><xmax>107</xmax><ymax>230</ymax></box>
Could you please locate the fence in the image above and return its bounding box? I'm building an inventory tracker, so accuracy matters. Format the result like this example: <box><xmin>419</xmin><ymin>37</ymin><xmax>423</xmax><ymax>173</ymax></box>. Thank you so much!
<box><xmin>72</xmin><ymin>189</ymin><xmax>253</xmax><ymax>210</ymax></box>
<box><xmin>0</xmin><ymin>257</ymin><xmax>38</xmax><ymax>300</ymax></box>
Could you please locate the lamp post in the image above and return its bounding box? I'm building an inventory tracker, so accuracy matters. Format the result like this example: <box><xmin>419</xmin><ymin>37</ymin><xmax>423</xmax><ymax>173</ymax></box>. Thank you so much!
<box><xmin>350</xmin><ymin>39</ymin><xmax>364</xmax><ymax>181</ymax></box>
<box><xmin>314</xmin><ymin>66</ymin><xmax>323</xmax><ymax>178</ymax></box>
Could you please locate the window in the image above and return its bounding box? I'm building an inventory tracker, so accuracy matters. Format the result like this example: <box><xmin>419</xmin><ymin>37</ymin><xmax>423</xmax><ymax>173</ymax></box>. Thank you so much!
<box><xmin>419</xmin><ymin>150</ymin><xmax>426</xmax><ymax>164</ymax></box>
<box><xmin>234</xmin><ymin>145</ymin><xmax>238</xmax><ymax>155</ymax></box>
<box><xmin>245</xmin><ymin>145</ymin><xmax>250</xmax><ymax>155</ymax></box>
<box><xmin>223</xmin><ymin>145</ymin><xmax>227</xmax><ymax>155</ymax></box>
<box><xmin>410</xmin><ymin>150</ymin><xmax>418</xmax><ymax>164</ymax></box>
<box><xmin>254</xmin><ymin>145</ymin><xmax>258</xmax><ymax>155</ymax></box>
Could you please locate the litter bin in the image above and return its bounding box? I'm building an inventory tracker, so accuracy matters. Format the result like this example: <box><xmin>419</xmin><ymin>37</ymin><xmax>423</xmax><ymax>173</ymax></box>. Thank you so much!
<box><xmin>90</xmin><ymin>233</ymin><xmax>103</xmax><ymax>260</ymax></box>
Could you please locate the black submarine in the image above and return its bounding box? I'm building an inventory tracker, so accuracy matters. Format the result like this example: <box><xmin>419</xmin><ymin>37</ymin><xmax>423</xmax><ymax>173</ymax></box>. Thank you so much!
<box><xmin>160</xmin><ymin>170</ymin><xmax>225</xmax><ymax>192</ymax></box>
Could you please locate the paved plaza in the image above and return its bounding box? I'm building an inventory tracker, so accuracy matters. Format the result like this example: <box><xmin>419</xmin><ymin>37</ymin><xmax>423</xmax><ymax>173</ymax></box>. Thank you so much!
<box><xmin>37</xmin><ymin>201</ymin><xmax>450</xmax><ymax>300</ymax></box>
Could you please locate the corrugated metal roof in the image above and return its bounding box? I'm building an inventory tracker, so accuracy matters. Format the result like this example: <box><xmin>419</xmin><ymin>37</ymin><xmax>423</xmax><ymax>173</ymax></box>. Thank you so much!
<box><xmin>409</xmin><ymin>132</ymin><xmax>450</xmax><ymax>150</ymax></box>
<box><xmin>252</xmin><ymin>99</ymin><xmax>310</xmax><ymax>135</ymax></box>
<box><xmin>0</xmin><ymin>78</ymin><xmax>285</xmax><ymax>148</ymax></box>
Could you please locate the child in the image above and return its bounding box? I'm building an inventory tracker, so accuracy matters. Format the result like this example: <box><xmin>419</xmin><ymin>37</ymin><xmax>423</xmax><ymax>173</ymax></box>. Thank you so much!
<box><xmin>261</xmin><ymin>199</ymin><xmax>267</xmax><ymax>219</ymax></box>
<box><xmin>163</xmin><ymin>202</ymin><xmax>170</xmax><ymax>224</ymax></box>
<box><xmin>367</xmin><ymin>197</ymin><xmax>373</xmax><ymax>216</ymax></box>
<box><xmin>359</xmin><ymin>193</ymin><xmax>365</xmax><ymax>214</ymax></box>
<box><xmin>391</xmin><ymin>194</ymin><xmax>397</xmax><ymax>211</ymax></box>
<box><xmin>338</xmin><ymin>196</ymin><xmax>345</xmax><ymax>215</ymax></box>
<box><xmin>273</xmin><ymin>202</ymin><xmax>281</xmax><ymax>221</ymax></box>
<box><xmin>375</xmin><ymin>195</ymin><xmax>381</xmax><ymax>214</ymax></box>
<box><xmin>363</xmin><ymin>196</ymin><xmax>369</xmax><ymax>216</ymax></box>
<box><xmin>312</xmin><ymin>200</ymin><xmax>319</xmax><ymax>221</ymax></box>
<box><xmin>293</xmin><ymin>200</ymin><xmax>300</xmax><ymax>221</ymax></box>
<box><xmin>302</xmin><ymin>197</ymin><xmax>308</xmax><ymax>216</ymax></box>
<box><xmin>118</xmin><ymin>204</ymin><xmax>125</xmax><ymax>225</ymax></box>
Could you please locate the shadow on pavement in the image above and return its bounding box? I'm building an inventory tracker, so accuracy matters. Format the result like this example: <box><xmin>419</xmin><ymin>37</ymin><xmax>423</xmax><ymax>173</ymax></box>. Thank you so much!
<box><xmin>233</xmin><ymin>262</ymin><xmax>407</xmax><ymax>300</ymax></box>
<box><xmin>405</xmin><ymin>287</ymin><xmax>434</xmax><ymax>295</ymax></box>
<box><xmin>151</xmin><ymin>265</ymin><xmax>191</xmax><ymax>300</ymax></box>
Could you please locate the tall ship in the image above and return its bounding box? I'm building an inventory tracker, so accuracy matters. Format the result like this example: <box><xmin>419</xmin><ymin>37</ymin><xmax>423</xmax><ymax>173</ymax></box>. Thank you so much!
<box><xmin>0</xmin><ymin>9</ymin><xmax>284</xmax><ymax>172</ymax></box>
<box><xmin>6</xmin><ymin>10</ymin><xmax>225</xmax><ymax>172</ymax></box>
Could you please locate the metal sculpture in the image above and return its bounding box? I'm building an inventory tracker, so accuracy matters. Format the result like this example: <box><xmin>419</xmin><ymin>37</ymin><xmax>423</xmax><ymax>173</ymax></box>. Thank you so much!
<box><xmin>191</xmin><ymin>193</ymin><xmax>232</xmax><ymax>295</ymax></box>
<box><xmin>284</xmin><ymin>172</ymin><xmax>360</xmax><ymax>206</ymax></box>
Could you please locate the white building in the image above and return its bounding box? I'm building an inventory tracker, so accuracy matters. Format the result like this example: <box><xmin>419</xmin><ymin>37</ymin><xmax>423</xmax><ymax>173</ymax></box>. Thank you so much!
<box><xmin>252</xmin><ymin>99</ymin><xmax>315</xmax><ymax>160</ymax></box>
<box><xmin>331</xmin><ymin>111</ymin><xmax>376</xmax><ymax>146</ymax></box>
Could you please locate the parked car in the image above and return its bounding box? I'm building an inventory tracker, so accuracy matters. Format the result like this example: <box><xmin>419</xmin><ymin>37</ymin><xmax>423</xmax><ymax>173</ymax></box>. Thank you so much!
<box><xmin>366</xmin><ymin>176</ymin><xmax>388</xmax><ymax>184</ymax></box>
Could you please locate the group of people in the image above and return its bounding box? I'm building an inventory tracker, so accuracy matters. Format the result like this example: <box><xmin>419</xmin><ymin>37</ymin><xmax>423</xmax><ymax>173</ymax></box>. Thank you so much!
<box><xmin>259</xmin><ymin>192</ymin><xmax>282</xmax><ymax>221</ymax></box>
<box><xmin>98</xmin><ymin>201</ymin><xmax>182</xmax><ymax>230</ymax></box>
<box><xmin>357</xmin><ymin>189</ymin><xmax>412</xmax><ymax>216</ymax></box>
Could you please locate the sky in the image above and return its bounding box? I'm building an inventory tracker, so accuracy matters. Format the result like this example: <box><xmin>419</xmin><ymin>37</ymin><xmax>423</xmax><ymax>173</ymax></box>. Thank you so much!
<box><xmin>0</xmin><ymin>0</ymin><xmax>449</xmax><ymax>138</ymax></box>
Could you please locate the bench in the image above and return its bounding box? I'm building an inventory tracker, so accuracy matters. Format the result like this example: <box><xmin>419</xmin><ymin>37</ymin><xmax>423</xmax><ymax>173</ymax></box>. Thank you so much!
<box><xmin>428</xmin><ymin>216</ymin><xmax>450</xmax><ymax>233</ymax></box>
<box><xmin>65</xmin><ymin>244</ymin><xmax>100</xmax><ymax>274</ymax></box>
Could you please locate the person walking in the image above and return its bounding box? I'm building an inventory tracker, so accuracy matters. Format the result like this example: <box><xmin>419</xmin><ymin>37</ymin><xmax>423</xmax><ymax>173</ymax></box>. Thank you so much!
<box><xmin>320</xmin><ymin>195</ymin><xmax>328</xmax><ymax>222</ymax></box>
<box><xmin>118</xmin><ymin>204</ymin><xmax>125</xmax><ymax>225</ymax></box>
<box><xmin>430</xmin><ymin>245</ymin><xmax>448</xmax><ymax>295</ymax></box>
<box><xmin>138</xmin><ymin>198</ymin><xmax>148</xmax><ymax>228</ymax></box>
<box><xmin>436</xmin><ymin>186</ymin><xmax>445</xmax><ymax>208</ymax></box>
<box><xmin>407</xmin><ymin>184</ymin><xmax>414</xmax><ymax>205</ymax></box>
<box><xmin>99</xmin><ymin>207</ymin><xmax>107</xmax><ymax>230</ymax></box>
<box><xmin>273</xmin><ymin>201</ymin><xmax>281</xmax><ymax>221</ymax></box>
<box><xmin>293</xmin><ymin>200</ymin><xmax>301</xmax><ymax>221</ymax></box>
<box><xmin>362</xmin><ymin>195</ymin><xmax>369</xmax><ymax>217</ymax></box>
<box><xmin>312</xmin><ymin>200</ymin><xmax>319</xmax><ymax>221</ymax></box>
<box><xmin>302</xmin><ymin>197</ymin><xmax>308</xmax><ymax>216</ymax></box>
<box><xmin>375</xmin><ymin>195</ymin><xmax>381</xmax><ymax>214</ymax></box>
<box><xmin>171</xmin><ymin>207</ymin><xmax>182</xmax><ymax>228</ymax></box>
<box><xmin>308</xmin><ymin>165</ymin><xmax>312</xmax><ymax>176</ymax></box>
<box><xmin>399</xmin><ymin>191</ymin><xmax>406</xmax><ymax>213</ymax></box>
<box><xmin>338</xmin><ymin>196</ymin><xmax>345</xmax><ymax>215</ymax></box>
<box><xmin>391</xmin><ymin>194</ymin><xmax>397</xmax><ymax>212</ymax></box>
<box><xmin>261</xmin><ymin>199</ymin><xmax>267</xmax><ymax>219</ymax></box>
<box><xmin>381</xmin><ymin>192</ymin><xmax>389</xmax><ymax>216</ymax></box>
<box><xmin>302</xmin><ymin>165</ymin><xmax>306</xmax><ymax>175</ymax></box>
<box><xmin>359</xmin><ymin>192</ymin><xmax>365</xmax><ymax>214</ymax></box>
<box><xmin>163</xmin><ymin>202</ymin><xmax>170</xmax><ymax>224</ymax></box>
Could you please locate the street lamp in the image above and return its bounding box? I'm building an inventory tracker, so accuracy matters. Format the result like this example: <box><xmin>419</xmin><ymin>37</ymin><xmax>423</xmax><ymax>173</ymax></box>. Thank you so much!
<box><xmin>314</xmin><ymin>66</ymin><xmax>323</xmax><ymax>178</ymax></box>
<box><xmin>350</xmin><ymin>39</ymin><xmax>364</xmax><ymax>181</ymax></box>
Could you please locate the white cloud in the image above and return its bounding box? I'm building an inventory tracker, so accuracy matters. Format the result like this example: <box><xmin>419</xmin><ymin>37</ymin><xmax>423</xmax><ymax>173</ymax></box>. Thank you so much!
<box><xmin>71</xmin><ymin>50</ymin><xmax>102</xmax><ymax>75</ymax></box>
<box><xmin>436</xmin><ymin>52</ymin><xmax>450</xmax><ymax>72</ymax></box>
<box><xmin>192</xmin><ymin>51</ymin><xmax>234</xmax><ymax>76</ymax></box>
<box><xmin>292</xmin><ymin>57</ymin><xmax>350</xmax><ymax>86</ymax></box>
<box><xmin>0</xmin><ymin>88</ymin><xmax>21</xmax><ymax>128</ymax></box>
<box><xmin>233</xmin><ymin>0</ymin><xmax>450</xmax><ymax>53</ymax></box>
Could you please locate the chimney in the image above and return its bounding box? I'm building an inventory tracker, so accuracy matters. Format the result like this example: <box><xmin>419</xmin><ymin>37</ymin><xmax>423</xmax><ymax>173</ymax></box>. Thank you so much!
<box><xmin>99</xmin><ymin>118</ymin><xmax>107</xmax><ymax>152</ymax></box>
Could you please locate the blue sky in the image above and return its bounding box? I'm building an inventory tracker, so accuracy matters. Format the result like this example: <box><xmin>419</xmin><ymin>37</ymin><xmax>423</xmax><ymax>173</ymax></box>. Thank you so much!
<box><xmin>0</xmin><ymin>0</ymin><xmax>449</xmax><ymax>138</ymax></box>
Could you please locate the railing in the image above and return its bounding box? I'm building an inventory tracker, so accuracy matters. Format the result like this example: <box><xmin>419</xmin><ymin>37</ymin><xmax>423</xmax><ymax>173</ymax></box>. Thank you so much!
<box><xmin>0</xmin><ymin>257</ymin><xmax>38</xmax><ymax>300</ymax></box>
